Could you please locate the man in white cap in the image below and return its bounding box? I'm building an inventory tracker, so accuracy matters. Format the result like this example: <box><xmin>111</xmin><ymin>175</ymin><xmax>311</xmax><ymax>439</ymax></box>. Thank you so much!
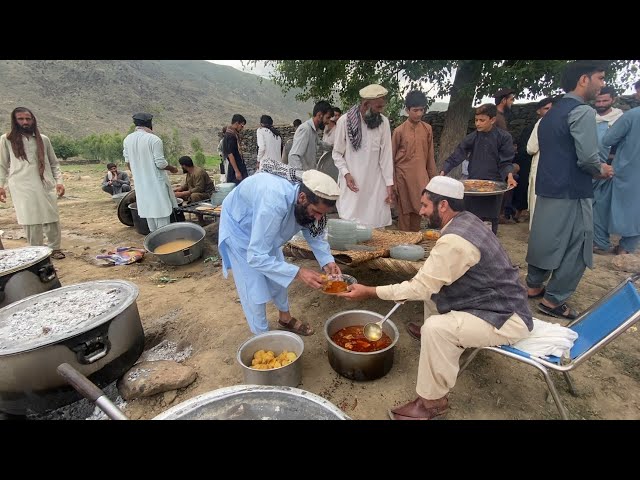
<box><xmin>339</xmin><ymin>176</ymin><xmax>533</xmax><ymax>420</ymax></box>
<box><xmin>332</xmin><ymin>83</ymin><xmax>395</xmax><ymax>228</ymax></box>
<box><xmin>123</xmin><ymin>112</ymin><xmax>179</xmax><ymax>232</ymax></box>
<box><xmin>218</xmin><ymin>167</ymin><xmax>342</xmax><ymax>336</ymax></box>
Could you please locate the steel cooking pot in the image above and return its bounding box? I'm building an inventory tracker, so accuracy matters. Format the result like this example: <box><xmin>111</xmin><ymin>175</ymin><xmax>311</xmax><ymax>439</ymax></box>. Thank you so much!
<box><xmin>0</xmin><ymin>280</ymin><xmax>144</xmax><ymax>415</ymax></box>
<box><xmin>144</xmin><ymin>222</ymin><xmax>206</xmax><ymax>266</ymax></box>
<box><xmin>0</xmin><ymin>246</ymin><xmax>61</xmax><ymax>308</ymax></box>
<box><xmin>324</xmin><ymin>310</ymin><xmax>399</xmax><ymax>381</ymax></box>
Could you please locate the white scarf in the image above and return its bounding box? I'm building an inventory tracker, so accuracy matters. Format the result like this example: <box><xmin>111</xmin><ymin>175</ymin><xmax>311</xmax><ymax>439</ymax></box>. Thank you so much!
<box><xmin>596</xmin><ymin>107</ymin><xmax>623</xmax><ymax>124</ymax></box>
<box><xmin>107</xmin><ymin>171</ymin><xmax>117</xmax><ymax>181</ymax></box>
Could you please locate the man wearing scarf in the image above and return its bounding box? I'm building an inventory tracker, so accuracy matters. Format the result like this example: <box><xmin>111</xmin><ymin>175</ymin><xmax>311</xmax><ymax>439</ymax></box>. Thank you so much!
<box><xmin>218</xmin><ymin>166</ymin><xmax>341</xmax><ymax>336</ymax></box>
<box><xmin>0</xmin><ymin>107</ymin><xmax>66</xmax><ymax>259</ymax></box>
<box><xmin>332</xmin><ymin>84</ymin><xmax>395</xmax><ymax>228</ymax></box>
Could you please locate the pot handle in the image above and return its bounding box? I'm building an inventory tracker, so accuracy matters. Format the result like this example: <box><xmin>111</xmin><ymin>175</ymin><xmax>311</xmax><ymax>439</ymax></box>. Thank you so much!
<box><xmin>72</xmin><ymin>335</ymin><xmax>111</xmax><ymax>364</ymax></box>
<box><xmin>38</xmin><ymin>264</ymin><xmax>57</xmax><ymax>283</ymax></box>
<box><xmin>183</xmin><ymin>248</ymin><xmax>191</xmax><ymax>257</ymax></box>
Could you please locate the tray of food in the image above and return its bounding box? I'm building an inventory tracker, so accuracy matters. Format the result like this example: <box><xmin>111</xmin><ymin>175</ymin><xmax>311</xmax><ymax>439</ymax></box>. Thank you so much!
<box><xmin>463</xmin><ymin>179</ymin><xmax>514</xmax><ymax>196</ymax></box>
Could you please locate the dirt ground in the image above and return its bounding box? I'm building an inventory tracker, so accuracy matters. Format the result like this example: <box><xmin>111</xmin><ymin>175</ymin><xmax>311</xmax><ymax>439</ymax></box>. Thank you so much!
<box><xmin>1</xmin><ymin>164</ymin><xmax>639</xmax><ymax>420</ymax></box>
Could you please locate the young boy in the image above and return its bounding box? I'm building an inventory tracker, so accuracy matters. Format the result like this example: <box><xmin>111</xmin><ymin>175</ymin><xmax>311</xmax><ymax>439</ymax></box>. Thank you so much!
<box><xmin>391</xmin><ymin>91</ymin><xmax>438</xmax><ymax>231</ymax></box>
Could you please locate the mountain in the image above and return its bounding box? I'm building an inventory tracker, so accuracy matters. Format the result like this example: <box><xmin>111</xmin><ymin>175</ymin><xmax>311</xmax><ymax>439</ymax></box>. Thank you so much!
<box><xmin>0</xmin><ymin>60</ymin><xmax>314</xmax><ymax>152</ymax></box>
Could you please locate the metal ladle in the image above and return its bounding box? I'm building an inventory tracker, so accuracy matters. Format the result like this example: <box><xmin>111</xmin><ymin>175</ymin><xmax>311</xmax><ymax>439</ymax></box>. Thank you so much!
<box><xmin>363</xmin><ymin>301</ymin><xmax>404</xmax><ymax>341</ymax></box>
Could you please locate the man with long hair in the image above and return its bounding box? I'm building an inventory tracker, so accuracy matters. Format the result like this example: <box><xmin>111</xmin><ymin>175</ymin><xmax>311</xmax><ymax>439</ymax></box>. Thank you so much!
<box><xmin>0</xmin><ymin>107</ymin><xmax>66</xmax><ymax>259</ymax></box>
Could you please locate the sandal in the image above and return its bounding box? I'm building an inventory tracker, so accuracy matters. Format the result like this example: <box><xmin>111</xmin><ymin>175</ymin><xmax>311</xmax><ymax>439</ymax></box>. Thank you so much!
<box><xmin>537</xmin><ymin>302</ymin><xmax>579</xmax><ymax>320</ymax></box>
<box><xmin>51</xmin><ymin>250</ymin><xmax>66</xmax><ymax>259</ymax></box>
<box><xmin>277</xmin><ymin>317</ymin><xmax>314</xmax><ymax>336</ymax></box>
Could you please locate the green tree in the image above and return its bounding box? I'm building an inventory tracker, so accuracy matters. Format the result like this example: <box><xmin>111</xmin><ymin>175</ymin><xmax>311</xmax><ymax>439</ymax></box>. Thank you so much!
<box><xmin>194</xmin><ymin>151</ymin><xmax>206</xmax><ymax>167</ymax></box>
<box><xmin>256</xmin><ymin>60</ymin><xmax>639</xmax><ymax>172</ymax></box>
<box><xmin>50</xmin><ymin>134</ymin><xmax>80</xmax><ymax>160</ymax></box>
<box><xmin>158</xmin><ymin>128</ymin><xmax>183</xmax><ymax>166</ymax></box>
<box><xmin>190</xmin><ymin>137</ymin><xmax>203</xmax><ymax>153</ymax></box>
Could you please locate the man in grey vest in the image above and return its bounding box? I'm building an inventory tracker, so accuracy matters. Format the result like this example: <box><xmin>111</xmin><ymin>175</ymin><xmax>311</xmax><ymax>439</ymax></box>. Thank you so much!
<box><xmin>339</xmin><ymin>176</ymin><xmax>533</xmax><ymax>420</ymax></box>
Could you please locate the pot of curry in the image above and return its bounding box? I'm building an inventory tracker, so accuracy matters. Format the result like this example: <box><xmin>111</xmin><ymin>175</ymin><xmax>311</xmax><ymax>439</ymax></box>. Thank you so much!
<box><xmin>324</xmin><ymin>310</ymin><xmax>399</xmax><ymax>381</ymax></box>
<box><xmin>143</xmin><ymin>222</ymin><xmax>206</xmax><ymax>266</ymax></box>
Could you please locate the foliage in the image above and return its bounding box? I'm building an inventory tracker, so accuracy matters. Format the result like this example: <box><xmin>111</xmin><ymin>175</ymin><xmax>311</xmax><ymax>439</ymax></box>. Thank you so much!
<box><xmin>158</xmin><ymin>128</ymin><xmax>183</xmax><ymax>166</ymax></box>
<box><xmin>78</xmin><ymin>133</ymin><xmax>124</xmax><ymax>163</ymax></box>
<box><xmin>194</xmin><ymin>151</ymin><xmax>206</xmax><ymax>167</ymax></box>
<box><xmin>190</xmin><ymin>137</ymin><xmax>203</xmax><ymax>153</ymax></box>
<box><xmin>50</xmin><ymin>134</ymin><xmax>80</xmax><ymax>160</ymax></box>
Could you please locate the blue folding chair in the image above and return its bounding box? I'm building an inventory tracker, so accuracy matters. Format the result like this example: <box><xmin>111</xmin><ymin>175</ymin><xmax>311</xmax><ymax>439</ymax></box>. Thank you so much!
<box><xmin>459</xmin><ymin>273</ymin><xmax>640</xmax><ymax>419</ymax></box>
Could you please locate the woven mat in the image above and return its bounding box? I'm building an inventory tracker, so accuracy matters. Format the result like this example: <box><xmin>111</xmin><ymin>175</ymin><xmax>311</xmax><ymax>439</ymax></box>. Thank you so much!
<box><xmin>284</xmin><ymin>229</ymin><xmax>423</xmax><ymax>266</ymax></box>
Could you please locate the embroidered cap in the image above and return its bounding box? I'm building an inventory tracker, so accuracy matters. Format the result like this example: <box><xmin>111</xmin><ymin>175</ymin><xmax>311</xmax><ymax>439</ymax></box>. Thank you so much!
<box><xmin>425</xmin><ymin>176</ymin><xmax>465</xmax><ymax>200</ymax></box>
<box><xmin>359</xmin><ymin>84</ymin><xmax>388</xmax><ymax>100</ymax></box>
<box><xmin>302</xmin><ymin>170</ymin><xmax>340</xmax><ymax>200</ymax></box>
<box><xmin>132</xmin><ymin>112</ymin><xmax>153</xmax><ymax>121</ymax></box>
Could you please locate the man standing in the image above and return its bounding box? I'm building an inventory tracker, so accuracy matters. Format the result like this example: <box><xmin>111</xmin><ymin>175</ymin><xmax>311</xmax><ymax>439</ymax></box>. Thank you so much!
<box><xmin>494</xmin><ymin>88</ymin><xmax>516</xmax><ymax>131</ymax></box>
<box><xmin>0</xmin><ymin>107</ymin><xmax>66</xmax><ymax>259</ymax></box>
<box><xmin>332</xmin><ymin>84</ymin><xmax>395</xmax><ymax>228</ymax></box>
<box><xmin>281</xmin><ymin>119</ymin><xmax>302</xmax><ymax>165</ymax></box>
<box><xmin>339</xmin><ymin>176</ymin><xmax>532</xmax><ymax>420</ymax></box>
<box><xmin>391</xmin><ymin>90</ymin><xmax>437</xmax><ymax>232</ymax></box>
<box><xmin>123</xmin><ymin>112</ymin><xmax>179</xmax><ymax>233</ymax></box>
<box><xmin>602</xmin><ymin>106</ymin><xmax>640</xmax><ymax>254</ymax></box>
<box><xmin>592</xmin><ymin>86</ymin><xmax>624</xmax><ymax>254</ymax></box>
<box><xmin>288</xmin><ymin>101</ymin><xmax>332</xmax><ymax>171</ymax></box>
<box><xmin>101</xmin><ymin>162</ymin><xmax>131</xmax><ymax>195</ymax></box>
<box><xmin>218</xmin><ymin>169</ymin><xmax>341</xmax><ymax>336</ymax></box>
<box><xmin>224</xmin><ymin>114</ymin><xmax>248</xmax><ymax>184</ymax></box>
<box><xmin>526</xmin><ymin>61</ymin><xmax>613</xmax><ymax>320</ymax></box>
<box><xmin>173</xmin><ymin>156</ymin><xmax>215</xmax><ymax>203</ymax></box>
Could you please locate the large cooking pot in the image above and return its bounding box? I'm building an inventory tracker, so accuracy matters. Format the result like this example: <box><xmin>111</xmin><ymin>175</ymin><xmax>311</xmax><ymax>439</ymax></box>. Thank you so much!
<box><xmin>153</xmin><ymin>385</ymin><xmax>351</xmax><ymax>420</ymax></box>
<box><xmin>324</xmin><ymin>310</ymin><xmax>399</xmax><ymax>381</ymax></box>
<box><xmin>0</xmin><ymin>246</ymin><xmax>61</xmax><ymax>309</ymax></box>
<box><xmin>143</xmin><ymin>222</ymin><xmax>206</xmax><ymax>266</ymax></box>
<box><xmin>0</xmin><ymin>280</ymin><xmax>144</xmax><ymax>415</ymax></box>
<box><xmin>128</xmin><ymin>201</ymin><xmax>186</xmax><ymax>236</ymax></box>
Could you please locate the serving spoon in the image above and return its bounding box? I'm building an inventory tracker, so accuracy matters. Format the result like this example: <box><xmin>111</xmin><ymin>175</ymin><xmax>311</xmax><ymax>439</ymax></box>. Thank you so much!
<box><xmin>363</xmin><ymin>301</ymin><xmax>404</xmax><ymax>341</ymax></box>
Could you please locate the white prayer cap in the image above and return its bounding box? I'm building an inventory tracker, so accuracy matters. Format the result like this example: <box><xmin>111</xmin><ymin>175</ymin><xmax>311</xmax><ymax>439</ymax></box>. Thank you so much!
<box><xmin>425</xmin><ymin>176</ymin><xmax>465</xmax><ymax>200</ymax></box>
<box><xmin>359</xmin><ymin>84</ymin><xmax>388</xmax><ymax>100</ymax></box>
<box><xmin>302</xmin><ymin>170</ymin><xmax>340</xmax><ymax>200</ymax></box>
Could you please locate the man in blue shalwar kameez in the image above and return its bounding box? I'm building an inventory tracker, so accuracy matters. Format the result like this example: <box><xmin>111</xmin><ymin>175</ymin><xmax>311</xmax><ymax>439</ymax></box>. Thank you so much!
<box><xmin>218</xmin><ymin>169</ymin><xmax>342</xmax><ymax>336</ymax></box>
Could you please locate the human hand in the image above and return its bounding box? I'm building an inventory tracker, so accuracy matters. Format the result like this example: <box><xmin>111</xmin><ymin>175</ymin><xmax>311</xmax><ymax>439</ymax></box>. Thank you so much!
<box><xmin>168</xmin><ymin>165</ymin><xmax>178</xmax><ymax>174</ymax></box>
<box><xmin>0</xmin><ymin>187</ymin><xmax>6</xmax><ymax>203</ymax></box>
<box><xmin>56</xmin><ymin>184</ymin><xmax>65</xmax><ymax>197</ymax></box>
<box><xmin>599</xmin><ymin>164</ymin><xmax>614</xmax><ymax>179</ymax></box>
<box><xmin>295</xmin><ymin>267</ymin><xmax>325</xmax><ymax>289</ymax></box>
<box><xmin>507</xmin><ymin>174</ymin><xmax>517</xmax><ymax>189</ymax></box>
<box><xmin>235</xmin><ymin>170</ymin><xmax>243</xmax><ymax>182</ymax></box>
<box><xmin>345</xmin><ymin>173</ymin><xmax>358</xmax><ymax>192</ymax></box>
<box><xmin>385</xmin><ymin>186</ymin><xmax>395</xmax><ymax>205</ymax></box>
<box><xmin>439</xmin><ymin>170</ymin><xmax>445</xmax><ymax>176</ymax></box>
<box><xmin>336</xmin><ymin>283</ymin><xmax>377</xmax><ymax>300</ymax></box>
<box><xmin>322</xmin><ymin>262</ymin><xmax>341</xmax><ymax>276</ymax></box>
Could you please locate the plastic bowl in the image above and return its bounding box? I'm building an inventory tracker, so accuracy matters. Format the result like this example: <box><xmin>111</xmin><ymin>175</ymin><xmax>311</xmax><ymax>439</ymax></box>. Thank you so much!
<box><xmin>390</xmin><ymin>244</ymin><xmax>424</xmax><ymax>261</ymax></box>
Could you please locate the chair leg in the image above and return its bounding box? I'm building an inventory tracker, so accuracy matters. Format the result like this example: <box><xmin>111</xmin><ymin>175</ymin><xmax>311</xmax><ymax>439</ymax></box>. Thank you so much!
<box><xmin>534</xmin><ymin>365</ymin><xmax>570</xmax><ymax>420</ymax></box>
<box><xmin>563</xmin><ymin>372</ymin><xmax>578</xmax><ymax>397</ymax></box>
<box><xmin>458</xmin><ymin>348</ymin><xmax>481</xmax><ymax>374</ymax></box>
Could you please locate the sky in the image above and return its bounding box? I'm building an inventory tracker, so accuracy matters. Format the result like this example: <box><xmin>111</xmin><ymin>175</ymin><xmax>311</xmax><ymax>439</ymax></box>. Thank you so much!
<box><xmin>206</xmin><ymin>60</ymin><xmax>637</xmax><ymax>104</ymax></box>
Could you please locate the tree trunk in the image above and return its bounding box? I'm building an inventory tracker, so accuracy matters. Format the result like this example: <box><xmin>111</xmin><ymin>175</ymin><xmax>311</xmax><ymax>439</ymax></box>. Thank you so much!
<box><xmin>436</xmin><ymin>61</ymin><xmax>484</xmax><ymax>178</ymax></box>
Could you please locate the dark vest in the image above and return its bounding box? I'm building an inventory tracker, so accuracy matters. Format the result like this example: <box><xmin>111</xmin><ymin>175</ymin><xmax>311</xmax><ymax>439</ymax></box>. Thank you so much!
<box><xmin>536</xmin><ymin>97</ymin><xmax>594</xmax><ymax>199</ymax></box>
<box><xmin>433</xmin><ymin>211</ymin><xmax>533</xmax><ymax>330</ymax></box>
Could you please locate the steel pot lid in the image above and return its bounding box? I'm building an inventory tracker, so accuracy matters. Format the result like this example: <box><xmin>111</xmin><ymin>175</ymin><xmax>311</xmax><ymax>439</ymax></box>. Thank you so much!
<box><xmin>0</xmin><ymin>246</ymin><xmax>53</xmax><ymax>277</ymax></box>
<box><xmin>0</xmin><ymin>280</ymin><xmax>139</xmax><ymax>355</ymax></box>
<box><xmin>117</xmin><ymin>189</ymin><xmax>136</xmax><ymax>227</ymax></box>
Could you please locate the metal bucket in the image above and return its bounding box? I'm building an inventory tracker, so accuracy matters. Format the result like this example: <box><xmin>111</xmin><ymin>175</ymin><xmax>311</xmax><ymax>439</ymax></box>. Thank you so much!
<box><xmin>153</xmin><ymin>385</ymin><xmax>350</xmax><ymax>420</ymax></box>
<box><xmin>143</xmin><ymin>222</ymin><xmax>206</xmax><ymax>266</ymax></box>
<box><xmin>0</xmin><ymin>247</ymin><xmax>61</xmax><ymax>309</ymax></box>
<box><xmin>128</xmin><ymin>202</ymin><xmax>151</xmax><ymax>235</ymax></box>
<box><xmin>324</xmin><ymin>310</ymin><xmax>399</xmax><ymax>381</ymax></box>
<box><xmin>236</xmin><ymin>331</ymin><xmax>304</xmax><ymax>387</ymax></box>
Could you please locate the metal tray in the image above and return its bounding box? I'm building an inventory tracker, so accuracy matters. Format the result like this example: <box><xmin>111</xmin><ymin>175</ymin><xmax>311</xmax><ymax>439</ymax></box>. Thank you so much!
<box><xmin>463</xmin><ymin>180</ymin><xmax>514</xmax><ymax>196</ymax></box>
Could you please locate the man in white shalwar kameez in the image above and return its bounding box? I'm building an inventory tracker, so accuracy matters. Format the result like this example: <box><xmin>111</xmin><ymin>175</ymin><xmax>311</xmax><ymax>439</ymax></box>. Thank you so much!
<box><xmin>332</xmin><ymin>84</ymin><xmax>395</xmax><ymax>228</ymax></box>
<box><xmin>0</xmin><ymin>107</ymin><xmax>66</xmax><ymax>258</ymax></box>
<box><xmin>218</xmin><ymin>169</ymin><xmax>341</xmax><ymax>336</ymax></box>
<box><xmin>123</xmin><ymin>113</ymin><xmax>178</xmax><ymax>232</ymax></box>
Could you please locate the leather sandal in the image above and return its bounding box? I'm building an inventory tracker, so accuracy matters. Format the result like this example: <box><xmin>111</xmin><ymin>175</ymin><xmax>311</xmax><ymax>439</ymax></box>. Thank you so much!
<box><xmin>388</xmin><ymin>396</ymin><xmax>448</xmax><ymax>420</ymax></box>
<box><xmin>537</xmin><ymin>302</ymin><xmax>579</xmax><ymax>320</ymax></box>
<box><xmin>277</xmin><ymin>317</ymin><xmax>314</xmax><ymax>336</ymax></box>
<box><xmin>406</xmin><ymin>322</ymin><xmax>422</xmax><ymax>341</ymax></box>
<box><xmin>51</xmin><ymin>250</ymin><xmax>66</xmax><ymax>259</ymax></box>
<box><xmin>527</xmin><ymin>287</ymin><xmax>545</xmax><ymax>299</ymax></box>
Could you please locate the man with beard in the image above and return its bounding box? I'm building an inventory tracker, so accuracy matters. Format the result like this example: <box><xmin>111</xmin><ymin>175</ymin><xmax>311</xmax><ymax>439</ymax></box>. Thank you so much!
<box><xmin>218</xmin><ymin>168</ymin><xmax>341</xmax><ymax>336</ymax></box>
<box><xmin>592</xmin><ymin>86</ymin><xmax>624</xmax><ymax>254</ymax></box>
<box><xmin>123</xmin><ymin>113</ymin><xmax>179</xmax><ymax>233</ymax></box>
<box><xmin>332</xmin><ymin>84</ymin><xmax>395</xmax><ymax>228</ymax></box>
<box><xmin>338</xmin><ymin>176</ymin><xmax>533</xmax><ymax>420</ymax></box>
<box><xmin>494</xmin><ymin>88</ymin><xmax>516</xmax><ymax>131</ymax></box>
<box><xmin>173</xmin><ymin>155</ymin><xmax>215</xmax><ymax>203</ymax></box>
<box><xmin>224</xmin><ymin>114</ymin><xmax>248</xmax><ymax>184</ymax></box>
<box><xmin>288</xmin><ymin>101</ymin><xmax>332</xmax><ymax>171</ymax></box>
<box><xmin>526</xmin><ymin>61</ymin><xmax>613</xmax><ymax>320</ymax></box>
<box><xmin>0</xmin><ymin>107</ymin><xmax>66</xmax><ymax>259</ymax></box>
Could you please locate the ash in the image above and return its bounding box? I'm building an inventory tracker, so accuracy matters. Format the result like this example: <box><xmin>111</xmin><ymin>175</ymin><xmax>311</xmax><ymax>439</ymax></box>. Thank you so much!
<box><xmin>0</xmin><ymin>288</ymin><xmax>123</xmax><ymax>351</ymax></box>
<box><xmin>28</xmin><ymin>382</ymin><xmax>128</xmax><ymax>420</ymax></box>
<box><xmin>0</xmin><ymin>246</ymin><xmax>50</xmax><ymax>273</ymax></box>
<box><xmin>138</xmin><ymin>340</ymin><xmax>193</xmax><ymax>364</ymax></box>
